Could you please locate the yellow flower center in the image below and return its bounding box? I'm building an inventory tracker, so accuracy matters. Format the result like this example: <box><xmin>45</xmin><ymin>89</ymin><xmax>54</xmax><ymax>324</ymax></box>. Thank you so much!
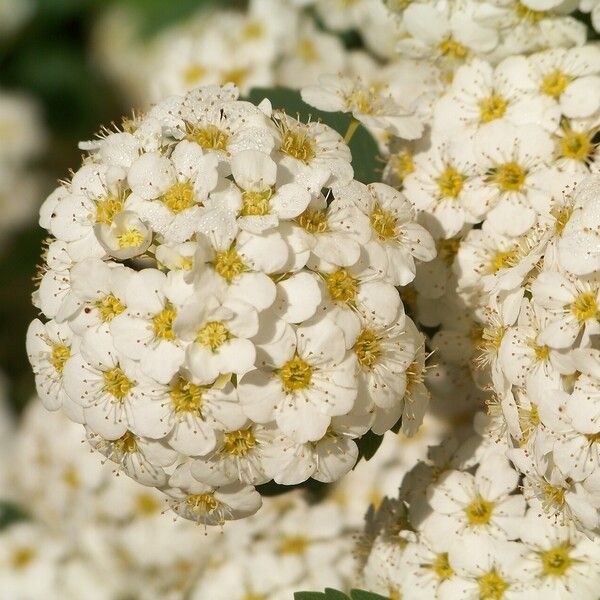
<box><xmin>371</xmin><ymin>204</ymin><xmax>397</xmax><ymax>240</ymax></box>
<box><xmin>11</xmin><ymin>548</ymin><xmax>36</xmax><ymax>570</ymax></box>
<box><xmin>478</xmin><ymin>569</ymin><xmax>508</xmax><ymax>599</ymax></box>
<box><xmin>170</xmin><ymin>377</ymin><xmax>204</xmax><ymax>414</ymax></box>
<box><xmin>118</xmin><ymin>228</ymin><xmax>145</xmax><ymax>249</ymax></box>
<box><xmin>96</xmin><ymin>194</ymin><xmax>124</xmax><ymax>225</ymax></box>
<box><xmin>432</xmin><ymin>552</ymin><xmax>454</xmax><ymax>581</ymax></box>
<box><xmin>550</xmin><ymin>205</ymin><xmax>573</xmax><ymax>235</ymax></box>
<box><xmin>223</xmin><ymin>429</ymin><xmax>257</xmax><ymax>456</ymax></box>
<box><xmin>542</xmin><ymin>481</ymin><xmax>566</xmax><ymax>512</ymax></box>
<box><xmin>135</xmin><ymin>492</ymin><xmax>161</xmax><ymax>516</ymax></box>
<box><xmin>298</xmin><ymin>37</ymin><xmax>319</xmax><ymax>61</ymax></box>
<box><xmin>213</xmin><ymin>247</ymin><xmax>246</xmax><ymax>283</ymax></box>
<box><xmin>186</xmin><ymin>123</ymin><xmax>229</xmax><ymax>151</ymax></box>
<box><xmin>491</xmin><ymin>162</ymin><xmax>527</xmax><ymax>192</ymax></box>
<box><xmin>279</xmin><ymin>535</ymin><xmax>309</xmax><ymax>555</ymax></box>
<box><xmin>50</xmin><ymin>343</ymin><xmax>70</xmax><ymax>374</ymax></box>
<box><xmin>515</xmin><ymin>1</ymin><xmax>546</xmax><ymax>22</ymax></box>
<box><xmin>62</xmin><ymin>465</ymin><xmax>80</xmax><ymax>489</ymax></box>
<box><xmin>465</xmin><ymin>495</ymin><xmax>494</xmax><ymax>525</ymax></box>
<box><xmin>560</xmin><ymin>130</ymin><xmax>593</xmax><ymax>162</ymax></box>
<box><xmin>479</xmin><ymin>93</ymin><xmax>507</xmax><ymax>123</ymax></box>
<box><xmin>439</xmin><ymin>37</ymin><xmax>469</xmax><ymax>60</ymax></box>
<box><xmin>113</xmin><ymin>431</ymin><xmax>139</xmax><ymax>453</ymax></box>
<box><xmin>489</xmin><ymin>247</ymin><xmax>519</xmax><ymax>273</ymax></box>
<box><xmin>195</xmin><ymin>321</ymin><xmax>230</xmax><ymax>351</ymax></box>
<box><xmin>437</xmin><ymin>166</ymin><xmax>466</xmax><ymax>198</ymax></box>
<box><xmin>161</xmin><ymin>181</ymin><xmax>196</xmax><ymax>214</ymax></box>
<box><xmin>96</xmin><ymin>293</ymin><xmax>126</xmax><ymax>322</ymax></box>
<box><xmin>183</xmin><ymin>63</ymin><xmax>207</xmax><ymax>86</ymax></box>
<box><xmin>437</xmin><ymin>237</ymin><xmax>461</xmax><ymax>266</ymax></box>
<box><xmin>296</xmin><ymin>208</ymin><xmax>329</xmax><ymax>233</ymax></box>
<box><xmin>241</xmin><ymin>188</ymin><xmax>272</xmax><ymax>217</ymax></box>
<box><xmin>186</xmin><ymin>493</ymin><xmax>219</xmax><ymax>515</ymax></box>
<box><xmin>152</xmin><ymin>303</ymin><xmax>177</xmax><ymax>341</ymax></box>
<box><xmin>353</xmin><ymin>328</ymin><xmax>382</xmax><ymax>369</ymax></box>
<box><xmin>281</xmin><ymin>127</ymin><xmax>316</xmax><ymax>162</ymax></box>
<box><xmin>279</xmin><ymin>355</ymin><xmax>312</xmax><ymax>392</ymax></box>
<box><xmin>541</xmin><ymin>70</ymin><xmax>571</xmax><ymax>98</ymax></box>
<box><xmin>405</xmin><ymin>359</ymin><xmax>425</xmax><ymax>395</ymax></box>
<box><xmin>242</xmin><ymin>21</ymin><xmax>263</xmax><ymax>39</ymax></box>
<box><xmin>570</xmin><ymin>291</ymin><xmax>598</xmax><ymax>322</ymax></box>
<box><xmin>221</xmin><ymin>68</ymin><xmax>249</xmax><ymax>88</ymax></box>
<box><xmin>389</xmin><ymin>149</ymin><xmax>414</xmax><ymax>183</ymax></box>
<box><xmin>540</xmin><ymin>543</ymin><xmax>572</xmax><ymax>577</ymax></box>
<box><xmin>326</xmin><ymin>268</ymin><xmax>358</xmax><ymax>305</ymax></box>
<box><xmin>103</xmin><ymin>367</ymin><xmax>133</xmax><ymax>401</ymax></box>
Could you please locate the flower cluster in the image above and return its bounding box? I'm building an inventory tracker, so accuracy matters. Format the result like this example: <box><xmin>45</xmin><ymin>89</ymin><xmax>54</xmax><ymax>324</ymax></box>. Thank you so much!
<box><xmin>358</xmin><ymin>414</ymin><xmax>600</xmax><ymax>600</ymax></box>
<box><xmin>0</xmin><ymin>398</ymin><xmax>358</xmax><ymax>599</ymax></box>
<box><xmin>27</xmin><ymin>83</ymin><xmax>435</xmax><ymax>525</ymax></box>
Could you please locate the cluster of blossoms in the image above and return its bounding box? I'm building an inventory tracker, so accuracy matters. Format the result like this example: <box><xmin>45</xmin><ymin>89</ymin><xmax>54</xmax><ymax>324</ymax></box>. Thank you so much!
<box><xmin>93</xmin><ymin>0</ymin><xmax>401</xmax><ymax>106</ymax></box>
<box><xmin>358</xmin><ymin>413</ymin><xmax>600</xmax><ymax>600</ymax></box>
<box><xmin>0</xmin><ymin>90</ymin><xmax>46</xmax><ymax>246</ymax></box>
<box><xmin>0</xmin><ymin>398</ymin><xmax>359</xmax><ymax>599</ymax></box>
<box><xmin>26</xmin><ymin>83</ymin><xmax>436</xmax><ymax>525</ymax></box>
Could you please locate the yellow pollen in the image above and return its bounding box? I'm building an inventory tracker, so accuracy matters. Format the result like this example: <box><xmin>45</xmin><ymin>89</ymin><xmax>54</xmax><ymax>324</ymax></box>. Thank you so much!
<box><xmin>389</xmin><ymin>149</ymin><xmax>414</xmax><ymax>183</ymax></box>
<box><xmin>540</xmin><ymin>543</ymin><xmax>572</xmax><ymax>577</ymax></box>
<box><xmin>478</xmin><ymin>569</ymin><xmax>508</xmax><ymax>599</ymax></box>
<box><xmin>296</xmin><ymin>208</ymin><xmax>328</xmax><ymax>233</ymax></box>
<box><xmin>213</xmin><ymin>247</ymin><xmax>246</xmax><ymax>283</ymax></box>
<box><xmin>326</xmin><ymin>268</ymin><xmax>358</xmax><ymax>304</ymax></box>
<box><xmin>103</xmin><ymin>367</ymin><xmax>133</xmax><ymax>401</ymax></box>
<box><xmin>279</xmin><ymin>355</ymin><xmax>313</xmax><ymax>393</ymax></box>
<box><xmin>50</xmin><ymin>343</ymin><xmax>70</xmax><ymax>374</ymax></box>
<box><xmin>439</xmin><ymin>37</ymin><xmax>469</xmax><ymax>60</ymax></box>
<box><xmin>550</xmin><ymin>205</ymin><xmax>573</xmax><ymax>235</ymax></box>
<box><xmin>183</xmin><ymin>63</ymin><xmax>207</xmax><ymax>86</ymax></box>
<box><xmin>281</xmin><ymin>128</ymin><xmax>316</xmax><ymax>162</ymax></box>
<box><xmin>62</xmin><ymin>465</ymin><xmax>80</xmax><ymax>489</ymax></box>
<box><xmin>560</xmin><ymin>130</ymin><xmax>593</xmax><ymax>162</ymax></box>
<box><xmin>113</xmin><ymin>431</ymin><xmax>139</xmax><ymax>454</ymax></box>
<box><xmin>243</xmin><ymin>593</ymin><xmax>266</xmax><ymax>600</ymax></box>
<box><xmin>532</xmin><ymin>341</ymin><xmax>550</xmax><ymax>361</ymax></box>
<box><xmin>186</xmin><ymin>123</ymin><xmax>229</xmax><ymax>151</ymax></box>
<box><xmin>570</xmin><ymin>291</ymin><xmax>597</xmax><ymax>322</ymax></box>
<box><xmin>353</xmin><ymin>328</ymin><xmax>382</xmax><ymax>369</ymax></box>
<box><xmin>152</xmin><ymin>303</ymin><xmax>177</xmax><ymax>341</ymax></box>
<box><xmin>465</xmin><ymin>495</ymin><xmax>494</xmax><ymax>525</ymax></box>
<box><xmin>279</xmin><ymin>535</ymin><xmax>309</xmax><ymax>555</ymax></box>
<box><xmin>437</xmin><ymin>237</ymin><xmax>461</xmax><ymax>266</ymax></box>
<box><xmin>518</xmin><ymin>404</ymin><xmax>540</xmax><ymax>445</ymax></box>
<box><xmin>406</xmin><ymin>359</ymin><xmax>425</xmax><ymax>395</ymax></box>
<box><xmin>371</xmin><ymin>204</ymin><xmax>397</xmax><ymax>240</ymax></box>
<box><xmin>437</xmin><ymin>166</ymin><xmax>466</xmax><ymax>198</ymax></box>
<box><xmin>241</xmin><ymin>188</ymin><xmax>272</xmax><ymax>216</ymax></box>
<box><xmin>135</xmin><ymin>492</ymin><xmax>161</xmax><ymax>516</ymax></box>
<box><xmin>118</xmin><ymin>228</ymin><xmax>145</xmax><ymax>249</ymax></box>
<box><xmin>242</xmin><ymin>21</ymin><xmax>264</xmax><ymax>39</ymax></box>
<box><xmin>515</xmin><ymin>1</ymin><xmax>546</xmax><ymax>22</ymax></box>
<box><xmin>195</xmin><ymin>321</ymin><xmax>230</xmax><ymax>351</ymax></box>
<box><xmin>432</xmin><ymin>552</ymin><xmax>454</xmax><ymax>581</ymax></box>
<box><xmin>11</xmin><ymin>548</ymin><xmax>35</xmax><ymax>570</ymax></box>
<box><xmin>489</xmin><ymin>247</ymin><xmax>519</xmax><ymax>273</ymax></box>
<box><xmin>223</xmin><ymin>429</ymin><xmax>257</xmax><ymax>456</ymax></box>
<box><xmin>491</xmin><ymin>162</ymin><xmax>527</xmax><ymax>192</ymax></box>
<box><xmin>347</xmin><ymin>87</ymin><xmax>376</xmax><ymax>114</ymax></box>
<box><xmin>479</xmin><ymin>93</ymin><xmax>507</xmax><ymax>123</ymax></box>
<box><xmin>170</xmin><ymin>377</ymin><xmax>204</xmax><ymax>414</ymax></box>
<box><xmin>161</xmin><ymin>181</ymin><xmax>196</xmax><ymax>214</ymax></box>
<box><xmin>388</xmin><ymin>589</ymin><xmax>402</xmax><ymax>600</ymax></box>
<box><xmin>186</xmin><ymin>493</ymin><xmax>219</xmax><ymax>515</ymax></box>
<box><xmin>542</xmin><ymin>481</ymin><xmax>566</xmax><ymax>511</ymax></box>
<box><xmin>96</xmin><ymin>294</ymin><xmax>125</xmax><ymax>322</ymax></box>
<box><xmin>95</xmin><ymin>194</ymin><xmax>124</xmax><ymax>225</ymax></box>
<box><xmin>586</xmin><ymin>432</ymin><xmax>600</xmax><ymax>444</ymax></box>
<box><xmin>221</xmin><ymin>67</ymin><xmax>248</xmax><ymax>88</ymax></box>
<box><xmin>541</xmin><ymin>70</ymin><xmax>571</xmax><ymax>98</ymax></box>
<box><xmin>298</xmin><ymin>38</ymin><xmax>319</xmax><ymax>61</ymax></box>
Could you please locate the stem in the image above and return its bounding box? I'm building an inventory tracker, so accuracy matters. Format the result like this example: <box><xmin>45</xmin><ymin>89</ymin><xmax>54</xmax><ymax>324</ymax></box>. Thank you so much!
<box><xmin>344</xmin><ymin>118</ymin><xmax>360</xmax><ymax>144</ymax></box>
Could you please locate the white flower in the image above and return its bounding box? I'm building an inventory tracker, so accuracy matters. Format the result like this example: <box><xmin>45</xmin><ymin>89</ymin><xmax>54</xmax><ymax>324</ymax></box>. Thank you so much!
<box><xmin>239</xmin><ymin>318</ymin><xmax>357</xmax><ymax>443</ymax></box>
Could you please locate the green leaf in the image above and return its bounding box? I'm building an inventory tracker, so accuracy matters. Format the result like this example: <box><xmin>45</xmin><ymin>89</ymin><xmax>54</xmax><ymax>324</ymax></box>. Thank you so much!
<box><xmin>257</xmin><ymin>478</ymin><xmax>326</xmax><ymax>497</ymax></box>
<box><xmin>0</xmin><ymin>502</ymin><xmax>28</xmax><ymax>530</ymax></box>
<box><xmin>246</xmin><ymin>87</ymin><xmax>380</xmax><ymax>184</ymax></box>
<box><xmin>356</xmin><ymin>430</ymin><xmax>384</xmax><ymax>463</ymax></box>
<box><xmin>351</xmin><ymin>590</ymin><xmax>391</xmax><ymax>600</ymax></box>
<box><xmin>390</xmin><ymin>417</ymin><xmax>402</xmax><ymax>434</ymax></box>
<box><xmin>294</xmin><ymin>593</ymin><xmax>327</xmax><ymax>600</ymax></box>
<box><xmin>325</xmin><ymin>589</ymin><xmax>351</xmax><ymax>599</ymax></box>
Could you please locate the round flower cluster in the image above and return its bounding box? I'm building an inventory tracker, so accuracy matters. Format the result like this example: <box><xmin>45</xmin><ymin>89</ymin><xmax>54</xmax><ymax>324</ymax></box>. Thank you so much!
<box><xmin>475</xmin><ymin>175</ymin><xmax>600</xmax><ymax>536</ymax></box>
<box><xmin>358</xmin><ymin>413</ymin><xmax>600</xmax><ymax>600</ymax></box>
<box><xmin>1</xmin><ymin>398</ymin><xmax>359</xmax><ymax>599</ymax></box>
<box><xmin>27</xmin><ymin>83</ymin><xmax>436</xmax><ymax>525</ymax></box>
